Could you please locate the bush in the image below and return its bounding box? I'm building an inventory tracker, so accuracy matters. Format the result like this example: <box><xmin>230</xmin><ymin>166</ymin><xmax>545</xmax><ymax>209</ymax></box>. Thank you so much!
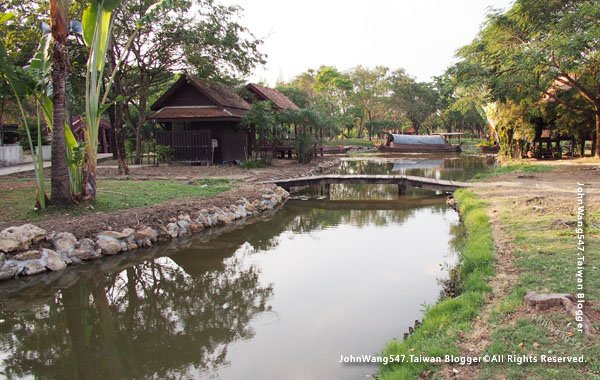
<box><xmin>155</xmin><ymin>144</ymin><xmax>174</xmax><ymax>164</ymax></box>
<box><xmin>240</xmin><ymin>159</ymin><xmax>269</xmax><ymax>169</ymax></box>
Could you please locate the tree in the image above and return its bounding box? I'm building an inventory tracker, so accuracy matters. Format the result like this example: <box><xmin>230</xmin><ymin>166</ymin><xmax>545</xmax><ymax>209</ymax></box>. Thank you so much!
<box><xmin>459</xmin><ymin>0</ymin><xmax>600</xmax><ymax>156</ymax></box>
<box><xmin>49</xmin><ymin>0</ymin><xmax>72</xmax><ymax>205</ymax></box>
<box><xmin>348</xmin><ymin>65</ymin><xmax>390</xmax><ymax>138</ymax></box>
<box><xmin>389</xmin><ymin>69</ymin><xmax>438</xmax><ymax>134</ymax></box>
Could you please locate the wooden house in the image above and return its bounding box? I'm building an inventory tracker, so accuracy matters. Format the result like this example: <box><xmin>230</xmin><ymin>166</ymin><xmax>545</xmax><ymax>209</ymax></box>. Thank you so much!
<box><xmin>150</xmin><ymin>74</ymin><xmax>251</xmax><ymax>164</ymax></box>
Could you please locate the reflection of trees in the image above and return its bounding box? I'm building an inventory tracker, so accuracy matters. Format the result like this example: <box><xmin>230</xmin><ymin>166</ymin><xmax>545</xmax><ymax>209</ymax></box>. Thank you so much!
<box><xmin>338</xmin><ymin>155</ymin><xmax>494</xmax><ymax>181</ymax></box>
<box><xmin>0</xmin><ymin>251</ymin><xmax>272</xmax><ymax>379</ymax></box>
<box><xmin>0</xmin><ymin>187</ymin><xmax>458</xmax><ymax>379</ymax></box>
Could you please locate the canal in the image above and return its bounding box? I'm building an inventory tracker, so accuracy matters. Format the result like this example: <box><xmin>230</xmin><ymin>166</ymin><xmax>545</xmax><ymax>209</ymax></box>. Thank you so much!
<box><xmin>0</xmin><ymin>155</ymin><xmax>494</xmax><ymax>379</ymax></box>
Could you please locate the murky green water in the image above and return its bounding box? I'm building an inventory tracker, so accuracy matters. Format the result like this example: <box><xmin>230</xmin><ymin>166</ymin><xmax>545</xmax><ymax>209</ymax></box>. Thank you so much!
<box><xmin>0</xmin><ymin>155</ymin><xmax>492</xmax><ymax>379</ymax></box>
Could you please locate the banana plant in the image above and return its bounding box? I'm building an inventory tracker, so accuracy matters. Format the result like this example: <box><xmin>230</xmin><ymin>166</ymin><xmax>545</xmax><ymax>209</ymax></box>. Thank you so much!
<box><xmin>0</xmin><ymin>12</ymin><xmax>49</xmax><ymax>209</ymax></box>
<box><xmin>81</xmin><ymin>0</ymin><xmax>173</xmax><ymax>199</ymax></box>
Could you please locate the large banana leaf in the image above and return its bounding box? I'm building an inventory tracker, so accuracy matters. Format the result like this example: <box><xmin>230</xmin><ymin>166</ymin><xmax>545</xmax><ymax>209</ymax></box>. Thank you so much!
<box><xmin>82</xmin><ymin>3</ymin><xmax>112</xmax><ymax>72</ymax></box>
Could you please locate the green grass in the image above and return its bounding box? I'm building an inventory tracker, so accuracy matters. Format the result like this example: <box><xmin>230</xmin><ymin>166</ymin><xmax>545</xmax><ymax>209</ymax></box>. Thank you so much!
<box><xmin>0</xmin><ymin>178</ymin><xmax>229</xmax><ymax>224</ymax></box>
<box><xmin>476</xmin><ymin>192</ymin><xmax>600</xmax><ymax>379</ymax></box>
<box><xmin>472</xmin><ymin>163</ymin><xmax>555</xmax><ymax>180</ymax></box>
<box><xmin>378</xmin><ymin>190</ymin><xmax>495</xmax><ymax>379</ymax></box>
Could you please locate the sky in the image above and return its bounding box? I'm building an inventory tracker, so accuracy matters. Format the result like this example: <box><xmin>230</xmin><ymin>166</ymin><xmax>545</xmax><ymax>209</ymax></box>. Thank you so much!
<box><xmin>219</xmin><ymin>0</ymin><xmax>514</xmax><ymax>86</ymax></box>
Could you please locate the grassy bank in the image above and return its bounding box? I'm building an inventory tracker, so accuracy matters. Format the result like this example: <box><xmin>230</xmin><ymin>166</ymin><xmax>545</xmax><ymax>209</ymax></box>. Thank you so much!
<box><xmin>0</xmin><ymin>178</ymin><xmax>229</xmax><ymax>223</ymax></box>
<box><xmin>378</xmin><ymin>190</ymin><xmax>495</xmax><ymax>379</ymax></box>
<box><xmin>472</xmin><ymin>182</ymin><xmax>599</xmax><ymax>379</ymax></box>
<box><xmin>473</xmin><ymin>163</ymin><xmax>554</xmax><ymax>180</ymax></box>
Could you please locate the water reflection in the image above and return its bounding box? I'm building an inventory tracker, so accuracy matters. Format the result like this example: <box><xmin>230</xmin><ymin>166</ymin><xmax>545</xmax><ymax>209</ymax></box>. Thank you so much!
<box><xmin>0</xmin><ymin>155</ymin><xmax>494</xmax><ymax>379</ymax></box>
<box><xmin>338</xmin><ymin>154</ymin><xmax>495</xmax><ymax>181</ymax></box>
<box><xmin>0</xmin><ymin>251</ymin><xmax>272</xmax><ymax>379</ymax></box>
<box><xmin>0</xmin><ymin>200</ymin><xmax>458</xmax><ymax>380</ymax></box>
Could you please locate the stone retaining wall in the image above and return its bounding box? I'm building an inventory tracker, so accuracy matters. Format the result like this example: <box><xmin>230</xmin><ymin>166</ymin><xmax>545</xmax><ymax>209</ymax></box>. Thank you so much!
<box><xmin>0</xmin><ymin>186</ymin><xmax>289</xmax><ymax>281</ymax></box>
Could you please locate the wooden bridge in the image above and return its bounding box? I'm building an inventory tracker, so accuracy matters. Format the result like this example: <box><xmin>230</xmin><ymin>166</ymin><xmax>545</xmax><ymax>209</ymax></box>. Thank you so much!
<box><xmin>265</xmin><ymin>174</ymin><xmax>471</xmax><ymax>194</ymax></box>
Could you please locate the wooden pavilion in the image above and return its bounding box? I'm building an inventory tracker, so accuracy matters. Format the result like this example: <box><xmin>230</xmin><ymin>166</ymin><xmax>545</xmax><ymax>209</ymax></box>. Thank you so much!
<box><xmin>150</xmin><ymin>74</ymin><xmax>251</xmax><ymax>164</ymax></box>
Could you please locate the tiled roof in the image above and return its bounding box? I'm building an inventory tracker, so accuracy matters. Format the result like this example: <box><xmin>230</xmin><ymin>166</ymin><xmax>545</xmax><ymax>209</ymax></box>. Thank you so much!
<box><xmin>149</xmin><ymin>106</ymin><xmax>246</xmax><ymax>121</ymax></box>
<box><xmin>246</xmin><ymin>83</ymin><xmax>300</xmax><ymax>110</ymax></box>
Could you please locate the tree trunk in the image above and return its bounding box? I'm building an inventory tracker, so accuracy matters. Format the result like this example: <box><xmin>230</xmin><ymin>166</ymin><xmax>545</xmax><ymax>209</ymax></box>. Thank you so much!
<box><xmin>50</xmin><ymin>41</ymin><xmax>73</xmax><ymax>205</ymax></box>
<box><xmin>134</xmin><ymin>97</ymin><xmax>147</xmax><ymax>165</ymax></box>
<box><xmin>595</xmin><ymin>108</ymin><xmax>600</xmax><ymax>159</ymax></box>
<box><xmin>107</xmin><ymin>47</ymin><xmax>130</xmax><ymax>175</ymax></box>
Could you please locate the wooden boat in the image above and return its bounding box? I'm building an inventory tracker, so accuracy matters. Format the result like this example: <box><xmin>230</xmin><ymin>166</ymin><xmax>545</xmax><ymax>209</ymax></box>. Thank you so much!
<box><xmin>378</xmin><ymin>134</ymin><xmax>462</xmax><ymax>153</ymax></box>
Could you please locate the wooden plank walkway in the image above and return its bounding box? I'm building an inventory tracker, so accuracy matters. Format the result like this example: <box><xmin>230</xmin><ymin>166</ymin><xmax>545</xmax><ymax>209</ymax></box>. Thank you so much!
<box><xmin>264</xmin><ymin>174</ymin><xmax>472</xmax><ymax>192</ymax></box>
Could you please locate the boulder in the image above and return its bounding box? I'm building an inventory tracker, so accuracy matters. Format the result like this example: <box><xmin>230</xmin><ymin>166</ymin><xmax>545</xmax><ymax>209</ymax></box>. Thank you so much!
<box><xmin>21</xmin><ymin>260</ymin><xmax>46</xmax><ymax>276</ymax></box>
<box><xmin>217</xmin><ymin>213</ymin><xmax>234</xmax><ymax>225</ymax></box>
<box><xmin>69</xmin><ymin>238</ymin><xmax>100</xmax><ymax>261</ymax></box>
<box><xmin>97</xmin><ymin>231</ymin><xmax>129</xmax><ymax>240</ymax></box>
<box><xmin>166</xmin><ymin>223</ymin><xmax>179</xmax><ymax>238</ymax></box>
<box><xmin>51</xmin><ymin>232</ymin><xmax>78</xmax><ymax>254</ymax></box>
<box><xmin>0</xmin><ymin>260</ymin><xmax>19</xmax><ymax>280</ymax></box>
<box><xmin>178</xmin><ymin>214</ymin><xmax>191</xmax><ymax>222</ymax></box>
<box><xmin>127</xmin><ymin>242</ymin><xmax>139</xmax><ymax>251</ymax></box>
<box><xmin>138</xmin><ymin>238</ymin><xmax>152</xmax><ymax>248</ymax></box>
<box><xmin>15</xmin><ymin>250</ymin><xmax>42</xmax><ymax>261</ymax></box>
<box><xmin>0</xmin><ymin>224</ymin><xmax>46</xmax><ymax>253</ymax></box>
<box><xmin>44</xmin><ymin>249</ymin><xmax>66</xmax><ymax>271</ymax></box>
<box><xmin>189</xmin><ymin>223</ymin><xmax>203</xmax><ymax>233</ymax></box>
<box><xmin>135</xmin><ymin>227</ymin><xmax>158</xmax><ymax>242</ymax></box>
<box><xmin>121</xmin><ymin>228</ymin><xmax>136</xmax><ymax>238</ymax></box>
<box><xmin>0</xmin><ymin>253</ymin><xmax>4</xmax><ymax>269</ymax></box>
<box><xmin>96</xmin><ymin>239</ymin><xmax>122</xmax><ymax>255</ymax></box>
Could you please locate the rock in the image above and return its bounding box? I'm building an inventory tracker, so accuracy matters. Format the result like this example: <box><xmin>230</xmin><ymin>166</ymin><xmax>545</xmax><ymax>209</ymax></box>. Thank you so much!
<box><xmin>135</xmin><ymin>227</ymin><xmax>157</xmax><ymax>242</ymax></box>
<box><xmin>21</xmin><ymin>260</ymin><xmax>46</xmax><ymax>276</ymax></box>
<box><xmin>262</xmin><ymin>194</ymin><xmax>272</xmax><ymax>200</ymax></box>
<box><xmin>97</xmin><ymin>231</ymin><xmax>129</xmax><ymax>240</ymax></box>
<box><xmin>121</xmin><ymin>228</ymin><xmax>136</xmax><ymax>237</ymax></box>
<box><xmin>0</xmin><ymin>253</ymin><xmax>4</xmax><ymax>269</ymax></box>
<box><xmin>15</xmin><ymin>250</ymin><xmax>42</xmax><ymax>261</ymax></box>
<box><xmin>178</xmin><ymin>214</ymin><xmax>191</xmax><ymax>222</ymax></box>
<box><xmin>138</xmin><ymin>238</ymin><xmax>152</xmax><ymax>248</ymax></box>
<box><xmin>189</xmin><ymin>222</ymin><xmax>203</xmax><ymax>233</ymax></box>
<box><xmin>177</xmin><ymin>220</ymin><xmax>190</xmax><ymax>231</ymax></box>
<box><xmin>68</xmin><ymin>238</ymin><xmax>100</xmax><ymax>261</ymax></box>
<box><xmin>196</xmin><ymin>215</ymin><xmax>210</xmax><ymax>228</ymax></box>
<box><xmin>0</xmin><ymin>260</ymin><xmax>19</xmax><ymax>280</ymax></box>
<box><xmin>245</xmin><ymin>203</ymin><xmax>256</xmax><ymax>213</ymax></box>
<box><xmin>158</xmin><ymin>225</ymin><xmax>171</xmax><ymax>240</ymax></box>
<box><xmin>166</xmin><ymin>223</ymin><xmax>179</xmax><ymax>238</ymax></box>
<box><xmin>51</xmin><ymin>232</ymin><xmax>78</xmax><ymax>254</ymax></box>
<box><xmin>524</xmin><ymin>292</ymin><xmax>574</xmax><ymax>310</ymax></box>
<box><xmin>217</xmin><ymin>213</ymin><xmax>234</xmax><ymax>225</ymax></box>
<box><xmin>127</xmin><ymin>242</ymin><xmax>139</xmax><ymax>251</ymax></box>
<box><xmin>96</xmin><ymin>239</ymin><xmax>122</xmax><ymax>255</ymax></box>
<box><xmin>44</xmin><ymin>249</ymin><xmax>66</xmax><ymax>271</ymax></box>
<box><xmin>120</xmin><ymin>241</ymin><xmax>129</xmax><ymax>251</ymax></box>
<box><xmin>0</xmin><ymin>224</ymin><xmax>46</xmax><ymax>253</ymax></box>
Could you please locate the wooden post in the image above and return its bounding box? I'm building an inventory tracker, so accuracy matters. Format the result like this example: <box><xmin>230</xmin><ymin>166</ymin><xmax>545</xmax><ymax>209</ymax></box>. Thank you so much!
<box><xmin>398</xmin><ymin>182</ymin><xmax>406</xmax><ymax>196</ymax></box>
